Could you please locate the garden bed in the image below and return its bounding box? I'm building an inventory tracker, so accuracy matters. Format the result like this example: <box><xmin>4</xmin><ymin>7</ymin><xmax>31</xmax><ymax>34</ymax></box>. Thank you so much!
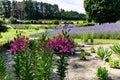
<box><xmin>66</xmin><ymin>44</ymin><xmax>120</xmax><ymax>80</ymax></box>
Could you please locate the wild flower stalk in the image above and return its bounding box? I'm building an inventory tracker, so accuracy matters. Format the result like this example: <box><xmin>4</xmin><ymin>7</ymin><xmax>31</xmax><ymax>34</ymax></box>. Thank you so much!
<box><xmin>8</xmin><ymin>36</ymin><xmax>34</xmax><ymax>80</ymax></box>
<box><xmin>35</xmin><ymin>33</ymin><xmax>53</xmax><ymax>80</ymax></box>
<box><xmin>47</xmin><ymin>30</ymin><xmax>74</xmax><ymax>80</ymax></box>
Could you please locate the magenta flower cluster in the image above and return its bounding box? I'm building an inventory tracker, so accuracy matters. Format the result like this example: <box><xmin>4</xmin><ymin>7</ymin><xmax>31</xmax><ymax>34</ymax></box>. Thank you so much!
<box><xmin>8</xmin><ymin>37</ymin><xmax>29</xmax><ymax>54</ymax></box>
<box><xmin>47</xmin><ymin>34</ymin><xmax>74</xmax><ymax>54</ymax></box>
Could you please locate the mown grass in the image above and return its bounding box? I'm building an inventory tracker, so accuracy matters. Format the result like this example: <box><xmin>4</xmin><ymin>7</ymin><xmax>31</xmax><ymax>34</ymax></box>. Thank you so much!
<box><xmin>0</xmin><ymin>29</ymin><xmax>45</xmax><ymax>42</ymax></box>
<box><xmin>74</xmin><ymin>39</ymin><xmax>120</xmax><ymax>44</ymax></box>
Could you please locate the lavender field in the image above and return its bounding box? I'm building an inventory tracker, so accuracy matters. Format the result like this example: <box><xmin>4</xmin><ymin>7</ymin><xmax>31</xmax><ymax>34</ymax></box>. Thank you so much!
<box><xmin>30</xmin><ymin>23</ymin><xmax>120</xmax><ymax>37</ymax></box>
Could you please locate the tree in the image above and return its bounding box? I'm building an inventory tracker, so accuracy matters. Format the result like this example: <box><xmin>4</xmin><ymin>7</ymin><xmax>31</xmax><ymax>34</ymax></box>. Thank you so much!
<box><xmin>2</xmin><ymin>0</ymin><xmax>11</xmax><ymax>18</ymax></box>
<box><xmin>0</xmin><ymin>1</ymin><xmax>4</xmax><ymax>15</ymax></box>
<box><xmin>0</xmin><ymin>0</ymin><xmax>85</xmax><ymax>20</ymax></box>
<box><xmin>23</xmin><ymin>0</ymin><xmax>35</xmax><ymax>20</ymax></box>
<box><xmin>84</xmin><ymin>0</ymin><xmax>120</xmax><ymax>23</ymax></box>
<box><xmin>0</xmin><ymin>17</ymin><xmax>8</xmax><ymax>32</ymax></box>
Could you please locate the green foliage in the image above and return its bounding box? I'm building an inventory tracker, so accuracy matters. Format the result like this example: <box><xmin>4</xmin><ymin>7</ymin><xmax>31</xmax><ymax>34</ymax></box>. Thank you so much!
<box><xmin>109</xmin><ymin>58</ymin><xmax>120</xmax><ymax>69</ymax></box>
<box><xmin>80</xmin><ymin>49</ymin><xmax>86</xmax><ymax>60</ymax></box>
<box><xmin>13</xmin><ymin>26</ymin><xmax>24</xmax><ymax>29</ymax></box>
<box><xmin>90</xmin><ymin>47</ymin><xmax>96</xmax><ymax>53</ymax></box>
<box><xmin>0</xmin><ymin>18</ymin><xmax>5</xmax><ymax>24</ymax></box>
<box><xmin>0</xmin><ymin>25</ymin><xmax>8</xmax><ymax>32</ymax></box>
<box><xmin>63</xmin><ymin>21</ymin><xmax>74</xmax><ymax>25</ymax></box>
<box><xmin>35</xmin><ymin>34</ymin><xmax>53</xmax><ymax>80</ymax></box>
<box><xmin>0</xmin><ymin>52</ymin><xmax>6</xmax><ymax>80</ymax></box>
<box><xmin>56</xmin><ymin>30</ymin><xmax>71</xmax><ymax>80</ymax></box>
<box><xmin>1</xmin><ymin>0</ymin><xmax>85</xmax><ymax>20</ymax></box>
<box><xmin>81</xmin><ymin>32</ymin><xmax>89</xmax><ymax>43</ymax></box>
<box><xmin>52</xmin><ymin>20</ymin><xmax>59</xmax><ymax>25</ymax></box>
<box><xmin>19</xmin><ymin>51</ymin><xmax>34</xmax><ymax>80</ymax></box>
<box><xmin>0</xmin><ymin>33</ymin><xmax>2</xmax><ymax>38</ymax></box>
<box><xmin>111</xmin><ymin>43</ymin><xmax>120</xmax><ymax>58</ymax></box>
<box><xmin>42</xmin><ymin>25</ymin><xmax>57</xmax><ymax>29</ymax></box>
<box><xmin>84</xmin><ymin>0</ymin><xmax>120</xmax><ymax>23</ymax></box>
<box><xmin>0</xmin><ymin>41</ymin><xmax>10</xmax><ymax>50</ymax></box>
<box><xmin>97</xmin><ymin>47</ymin><xmax>112</xmax><ymax>61</ymax></box>
<box><xmin>13</xmin><ymin>46</ymin><xmax>34</xmax><ymax>80</ymax></box>
<box><xmin>76</xmin><ymin>22</ymin><xmax>95</xmax><ymax>27</ymax></box>
<box><xmin>80</xmin><ymin>32</ymin><xmax>94</xmax><ymax>43</ymax></box>
<box><xmin>72</xmin><ymin>32</ymin><xmax>120</xmax><ymax>40</ymax></box>
<box><xmin>57</xmin><ymin>54</ymin><xmax>68</xmax><ymax>80</ymax></box>
<box><xmin>1</xmin><ymin>0</ymin><xmax>11</xmax><ymax>18</ymax></box>
<box><xmin>11</xmin><ymin>33</ymin><xmax>53</xmax><ymax>80</ymax></box>
<box><xmin>23</xmin><ymin>21</ymin><xmax>31</xmax><ymax>24</ymax></box>
<box><xmin>9</xmin><ymin>16</ymin><xmax>18</xmax><ymax>24</ymax></box>
<box><xmin>13</xmin><ymin>53</ymin><xmax>23</xmax><ymax>79</ymax></box>
<box><xmin>85</xmin><ymin>51</ymin><xmax>91</xmax><ymax>56</ymax></box>
<box><xmin>10</xmin><ymin>32</ymin><xmax>34</xmax><ymax>80</ymax></box>
<box><xmin>24</xmin><ymin>25</ymin><xmax>37</xmax><ymax>30</ymax></box>
<box><xmin>0</xmin><ymin>18</ymin><xmax>8</xmax><ymax>32</ymax></box>
<box><xmin>90</xmin><ymin>32</ymin><xmax>94</xmax><ymax>43</ymax></box>
<box><xmin>96</xmin><ymin>67</ymin><xmax>108</xmax><ymax>80</ymax></box>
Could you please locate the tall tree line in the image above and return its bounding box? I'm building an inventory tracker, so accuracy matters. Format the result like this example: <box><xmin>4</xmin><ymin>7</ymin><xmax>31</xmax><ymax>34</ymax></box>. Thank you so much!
<box><xmin>0</xmin><ymin>0</ymin><xmax>86</xmax><ymax>20</ymax></box>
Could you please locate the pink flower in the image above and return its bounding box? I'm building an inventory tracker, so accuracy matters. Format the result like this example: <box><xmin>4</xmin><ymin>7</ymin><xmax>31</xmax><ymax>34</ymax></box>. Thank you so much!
<box><xmin>8</xmin><ymin>37</ymin><xmax>29</xmax><ymax>54</ymax></box>
<box><xmin>46</xmin><ymin>34</ymin><xmax>74</xmax><ymax>54</ymax></box>
<box><xmin>40</xmin><ymin>47</ymin><xmax>43</xmax><ymax>51</ymax></box>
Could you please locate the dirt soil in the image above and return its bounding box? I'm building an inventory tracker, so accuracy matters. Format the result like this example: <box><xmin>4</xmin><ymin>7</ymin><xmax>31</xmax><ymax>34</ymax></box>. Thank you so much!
<box><xmin>66</xmin><ymin>44</ymin><xmax>120</xmax><ymax>80</ymax></box>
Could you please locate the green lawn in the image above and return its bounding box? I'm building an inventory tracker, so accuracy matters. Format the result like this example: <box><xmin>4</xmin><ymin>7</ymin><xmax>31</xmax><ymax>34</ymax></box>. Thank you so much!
<box><xmin>74</xmin><ymin>39</ymin><xmax>120</xmax><ymax>44</ymax></box>
<box><xmin>0</xmin><ymin>29</ymin><xmax>45</xmax><ymax>42</ymax></box>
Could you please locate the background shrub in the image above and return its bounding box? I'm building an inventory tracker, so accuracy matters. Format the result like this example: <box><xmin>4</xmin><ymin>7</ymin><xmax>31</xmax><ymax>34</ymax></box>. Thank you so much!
<box><xmin>13</xmin><ymin>26</ymin><xmax>24</xmax><ymax>29</ymax></box>
<box><xmin>9</xmin><ymin>16</ymin><xmax>18</xmax><ymax>24</ymax></box>
<box><xmin>23</xmin><ymin>20</ymin><xmax>31</xmax><ymax>24</ymax></box>
<box><xmin>0</xmin><ymin>18</ymin><xmax>8</xmax><ymax>32</ymax></box>
<box><xmin>52</xmin><ymin>20</ymin><xmax>59</xmax><ymax>25</ymax></box>
<box><xmin>0</xmin><ymin>18</ymin><xmax>6</xmax><ymax>24</ymax></box>
<box><xmin>76</xmin><ymin>22</ymin><xmax>95</xmax><ymax>27</ymax></box>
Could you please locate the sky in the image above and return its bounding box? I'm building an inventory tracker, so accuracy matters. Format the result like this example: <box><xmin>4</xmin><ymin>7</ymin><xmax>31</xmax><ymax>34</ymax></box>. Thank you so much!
<box><xmin>10</xmin><ymin>0</ymin><xmax>85</xmax><ymax>13</ymax></box>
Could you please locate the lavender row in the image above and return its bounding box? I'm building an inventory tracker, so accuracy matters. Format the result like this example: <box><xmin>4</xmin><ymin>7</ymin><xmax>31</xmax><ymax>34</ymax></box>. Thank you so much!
<box><xmin>30</xmin><ymin>23</ymin><xmax>120</xmax><ymax>37</ymax></box>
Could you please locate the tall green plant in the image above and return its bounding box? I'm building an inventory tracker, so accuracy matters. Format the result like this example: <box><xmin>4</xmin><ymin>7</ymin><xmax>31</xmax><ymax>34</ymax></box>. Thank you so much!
<box><xmin>111</xmin><ymin>43</ymin><xmax>120</xmax><ymax>58</ymax></box>
<box><xmin>0</xmin><ymin>52</ymin><xmax>6</xmax><ymax>80</ymax></box>
<box><xmin>56</xmin><ymin>53</ymin><xmax>68</xmax><ymax>80</ymax></box>
<box><xmin>12</xmin><ymin>45</ymin><xmax>34</xmax><ymax>80</ymax></box>
<box><xmin>80</xmin><ymin>49</ymin><xmax>86</xmax><ymax>60</ymax></box>
<box><xmin>48</xmin><ymin>29</ymin><xmax>74</xmax><ymax>80</ymax></box>
<box><xmin>81</xmin><ymin>32</ymin><xmax>89</xmax><ymax>43</ymax></box>
<box><xmin>90</xmin><ymin>32</ymin><xmax>94</xmax><ymax>43</ymax></box>
<box><xmin>57</xmin><ymin>30</ymin><xmax>71</xmax><ymax>80</ymax></box>
<box><xmin>8</xmin><ymin>32</ymin><xmax>34</xmax><ymax>80</ymax></box>
<box><xmin>97</xmin><ymin>47</ymin><xmax>112</xmax><ymax>61</ymax></box>
<box><xmin>35</xmin><ymin>33</ymin><xmax>53</xmax><ymax>80</ymax></box>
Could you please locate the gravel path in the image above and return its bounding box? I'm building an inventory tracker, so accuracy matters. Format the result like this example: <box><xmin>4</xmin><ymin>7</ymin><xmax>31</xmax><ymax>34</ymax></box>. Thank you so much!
<box><xmin>67</xmin><ymin>44</ymin><xmax>120</xmax><ymax>80</ymax></box>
